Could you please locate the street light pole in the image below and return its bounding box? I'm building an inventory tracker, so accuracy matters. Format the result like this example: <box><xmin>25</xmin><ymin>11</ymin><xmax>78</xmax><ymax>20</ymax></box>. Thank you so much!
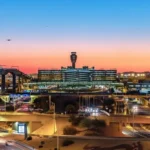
<box><xmin>132</xmin><ymin>106</ymin><xmax>138</xmax><ymax>131</ymax></box>
<box><xmin>132</xmin><ymin>110</ymin><xmax>135</xmax><ymax>130</ymax></box>
<box><xmin>13</xmin><ymin>97</ymin><xmax>15</xmax><ymax>112</ymax></box>
<box><xmin>56</xmin><ymin>103</ymin><xmax>59</xmax><ymax>150</ymax></box>
<box><xmin>78</xmin><ymin>77</ymin><xmax>80</xmax><ymax>109</ymax></box>
<box><xmin>76</xmin><ymin>73</ymin><xmax>80</xmax><ymax>109</ymax></box>
<box><xmin>52</xmin><ymin>102</ymin><xmax>59</xmax><ymax>150</ymax></box>
<box><xmin>5</xmin><ymin>99</ymin><xmax>6</xmax><ymax>112</ymax></box>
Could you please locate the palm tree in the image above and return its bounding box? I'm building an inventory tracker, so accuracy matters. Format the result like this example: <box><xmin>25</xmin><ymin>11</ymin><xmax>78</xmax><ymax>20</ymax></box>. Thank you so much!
<box><xmin>65</xmin><ymin>104</ymin><xmax>75</xmax><ymax>114</ymax></box>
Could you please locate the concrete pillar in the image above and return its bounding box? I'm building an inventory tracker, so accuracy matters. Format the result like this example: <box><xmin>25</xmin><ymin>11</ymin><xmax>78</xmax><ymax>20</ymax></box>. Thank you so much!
<box><xmin>93</xmin><ymin>97</ymin><xmax>95</xmax><ymax>107</ymax></box>
<box><xmin>12</xmin><ymin>74</ymin><xmax>16</xmax><ymax>93</ymax></box>
<box><xmin>82</xmin><ymin>96</ymin><xmax>84</xmax><ymax>107</ymax></box>
<box><xmin>80</xmin><ymin>96</ymin><xmax>82</xmax><ymax>108</ymax></box>
<box><xmin>17</xmin><ymin>77</ymin><xmax>21</xmax><ymax>92</ymax></box>
<box><xmin>105</xmin><ymin>118</ymin><xmax>110</xmax><ymax>126</ymax></box>
<box><xmin>27</xmin><ymin>121</ymin><xmax>32</xmax><ymax>134</ymax></box>
<box><xmin>24</xmin><ymin>123</ymin><xmax>28</xmax><ymax>139</ymax></box>
<box><xmin>124</xmin><ymin>106</ymin><xmax>127</xmax><ymax>115</ymax></box>
<box><xmin>49</xmin><ymin>95</ymin><xmax>51</xmax><ymax>110</ymax></box>
<box><xmin>114</xmin><ymin>102</ymin><xmax>117</xmax><ymax>115</ymax></box>
<box><xmin>1</xmin><ymin>74</ymin><xmax>5</xmax><ymax>93</ymax></box>
<box><xmin>88</xmin><ymin>96</ymin><xmax>90</xmax><ymax>107</ymax></box>
<box><xmin>79</xmin><ymin>95</ymin><xmax>80</xmax><ymax>108</ymax></box>
<box><xmin>86</xmin><ymin>96</ymin><xmax>88</xmax><ymax>107</ymax></box>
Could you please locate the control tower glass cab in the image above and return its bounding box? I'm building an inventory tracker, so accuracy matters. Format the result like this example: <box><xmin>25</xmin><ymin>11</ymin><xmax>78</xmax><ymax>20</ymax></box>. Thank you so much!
<box><xmin>70</xmin><ymin>52</ymin><xmax>77</xmax><ymax>69</ymax></box>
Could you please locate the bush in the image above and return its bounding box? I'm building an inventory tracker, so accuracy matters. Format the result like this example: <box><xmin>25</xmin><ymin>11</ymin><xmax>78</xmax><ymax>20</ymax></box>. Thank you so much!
<box><xmin>68</xmin><ymin>114</ymin><xmax>76</xmax><ymax>122</ymax></box>
<box><xmin>63</xmin><ymin>126</ymin><xmax>78</xmax><ymax>135</ymax></box>
<box><xmin>79</xmin><ymin>118</ymin><xmax>92</xmax><ymax>128</ymax></box>
<box><xmin>68</xmin><ymin>115</ymin><xmax>83</xmax><ymax>126</ymax></box>
<box><xmin>92</xmin><ymin>119</ymin><xmax>106</xmax><ymax>128</ymax></box>
<box><xmin>62</xmin><ymin>139</ymin><xmax>74</xmax><ymax>146</ymax></box>
<box><xmin>39</xmin><ymin>145</ymin><xmax>43</xmax><ymax>148</ymax></box>
<box><xmin>65</xmin><ymin>104</ymin><xmax>75</xmax><ymax>114</ymax></box>
<box><xmin>26</xmin><ymin>136</ymin><xmax>32</xmax><ymax>141</ymax></box>
<box><xmin>41</xmin><ymin>141</ymin><xmax>45</xmax><ymax>145</ymax></box>
<box><xmin>73</xmin><ymin>117</ymin><xmax>83</xmax><ymax>126</ymax></box>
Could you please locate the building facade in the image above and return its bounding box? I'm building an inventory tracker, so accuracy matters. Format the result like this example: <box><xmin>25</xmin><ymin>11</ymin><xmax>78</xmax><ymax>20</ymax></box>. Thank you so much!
<box><xmin>38</xmin><ymin>70</ymin><xmax>63</xmax><ymax>81</ymax></box>
<box><xmin>92</xmin><ymin>70</ymin><xmax>117</xmax><ymax>81</ymax></box>
<box><xmin>62</xmin><ymin>66</ymin><xmax>94</xmax><ymax>82</ymax></box>
<box><xmin>38</xmin><ymin>67</ymin><xmax>117</xmax><ymax>82</ymax></box>
<box><xmin>38</xmin><ymin>52</ymin><xmax>117</xmax><ymax>82</ymax></box>
<box><xmin>117</xmin><ymin>72</ymin><xmax>150</xmax><ymax>83</ymax></box>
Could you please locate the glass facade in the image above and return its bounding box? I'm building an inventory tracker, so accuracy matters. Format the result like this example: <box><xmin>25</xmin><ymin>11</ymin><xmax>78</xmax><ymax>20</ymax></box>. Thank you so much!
<box><xmin>38</xmin><ymin>67</ymin><xmax>117</xmax><ymax>82</ymax></box>
<box><xmin>63</xmin><ymin>69</ymin><xmax>92</xmax><ymax>82</ymax></box>
<box><xmin>92</xmin><ymin>70</ymin><xmax>117</xmax><ymax>81</ymax></box>
<box><xmin>38</xmin><ymin>70</ymin><xmax>63</xmax><ymax>81</ymax></box>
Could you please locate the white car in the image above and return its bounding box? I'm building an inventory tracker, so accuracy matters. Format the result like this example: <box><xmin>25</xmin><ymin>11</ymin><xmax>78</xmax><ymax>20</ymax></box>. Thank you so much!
<box><xmin>6</xmin><ymin>140</ymin><xmax>14</xmax><ymax>146</ymax></box>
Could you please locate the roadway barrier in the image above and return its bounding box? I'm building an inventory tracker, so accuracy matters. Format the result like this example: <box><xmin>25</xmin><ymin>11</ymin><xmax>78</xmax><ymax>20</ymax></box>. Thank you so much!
<box><xmin>14</xmin><ymin>140</ymin><xmax>36</xmax><ymax>150</ymax></box>
<box><xmin>29</xmin><ymin>134</ymin><xmax>150</xmax><ymax>141</ymax></box>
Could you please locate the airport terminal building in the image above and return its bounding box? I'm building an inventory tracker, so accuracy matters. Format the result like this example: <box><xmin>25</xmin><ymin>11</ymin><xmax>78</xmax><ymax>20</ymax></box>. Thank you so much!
<box><xmin>38</xmin><ymin>67</ymin><xmax>117</xmax><ymax>82</ymax></box>
<box><xmin>38</xmin><ymin>52</ymin><xmax>117</xmax><ymax>82</ymax></box>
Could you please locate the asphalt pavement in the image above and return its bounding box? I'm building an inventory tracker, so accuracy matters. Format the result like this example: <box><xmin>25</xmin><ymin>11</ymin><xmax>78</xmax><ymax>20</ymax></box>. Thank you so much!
<box><xmin>0</xmin><ymin>138</ymin><xmax>35</xmax><ymax>150</ymax></box>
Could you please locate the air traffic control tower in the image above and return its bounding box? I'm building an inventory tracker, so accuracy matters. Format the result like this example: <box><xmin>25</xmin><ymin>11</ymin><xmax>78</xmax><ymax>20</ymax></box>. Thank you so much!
<box><xmin>70</xmin><ymin>52</ymin><xmax>77</xmax><ymax>69</ymax></box>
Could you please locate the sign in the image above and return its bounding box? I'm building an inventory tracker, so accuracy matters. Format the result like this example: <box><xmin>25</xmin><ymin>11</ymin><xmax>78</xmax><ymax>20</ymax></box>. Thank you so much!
<box><xmin>18</xmin><ymin>123</ymin><xmax>25</xmax><ymax>133</ymax></box>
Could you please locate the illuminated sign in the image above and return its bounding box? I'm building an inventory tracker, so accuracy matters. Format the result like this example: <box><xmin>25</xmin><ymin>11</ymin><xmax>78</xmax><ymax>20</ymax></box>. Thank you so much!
<box><xmin>18</xmin><ymin>123</ymin><xmax>25</xmax><ymax>133</ymax></box>
<box><xmin>9</xmin><ymin>94</ymin><xmax>31</xmax><ymax>103</ymax></box>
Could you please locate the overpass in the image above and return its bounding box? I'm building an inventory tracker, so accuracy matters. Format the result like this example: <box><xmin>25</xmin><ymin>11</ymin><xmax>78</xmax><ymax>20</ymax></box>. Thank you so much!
<box><xmin>93</xmin><ymin>115</ymin><xmax>150</xmax><ymax>126</ymax></box>
<box><xmin>1</xmin><ymin>112</ymin><xmax>150</xmax><ymax>136</ymax></box>
<box><xmin>0</xmin><ymin>68</ymin><xmax>32</xmax><ymax>93</ymax></box>
<box><xmin>0</xmin><ymin>112</ymin><xmax>54</xmax><ymax>134</ymax></box>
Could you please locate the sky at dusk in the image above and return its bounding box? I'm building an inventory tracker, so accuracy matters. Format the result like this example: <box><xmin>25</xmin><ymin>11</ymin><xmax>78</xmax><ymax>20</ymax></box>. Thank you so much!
<box><xmin>0</xmin><ymin>0</ymin><xmax>150</xmax><ymax>73</ymax></box>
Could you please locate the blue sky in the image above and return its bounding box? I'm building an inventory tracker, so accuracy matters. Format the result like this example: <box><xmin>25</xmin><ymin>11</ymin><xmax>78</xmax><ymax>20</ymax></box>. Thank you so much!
<box><xmin>0</xmin><ymin>0</ymin><xmax>150</xmax><ymax>73</ymax></box>
<box><xmin>1</xmin><ymin>0</ymin><xmax>150</xmax><ymax>39</ymax></box>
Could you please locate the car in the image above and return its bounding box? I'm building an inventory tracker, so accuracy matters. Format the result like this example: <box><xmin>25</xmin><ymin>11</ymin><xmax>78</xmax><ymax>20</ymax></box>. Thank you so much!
<box><xmin>6</xmin><ymin>140</ymin><xmax>14</xmax><ymax>146</ymax></box>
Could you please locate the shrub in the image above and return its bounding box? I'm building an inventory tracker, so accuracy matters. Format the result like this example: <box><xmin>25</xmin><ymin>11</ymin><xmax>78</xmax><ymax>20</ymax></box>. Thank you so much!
<box><xmin>41</xmin><ymin>141</ymin><xmax>45</xmax><ymax>145</ymax></box>
<box><xmin>92</xmin><ymin>119</ymin><xmax>106</xmax><ymax>128</ymax></box>
<box><xmin>68</xmin><ymin>114</ymin><xmax>76</xmax><ymax>122</ymax></box>
<box><xmin>62</xmin><ymin>139</ymin><xmax>74</xmax><ymax>146</ymax></box>
<box><xmin>79</xmin><ymin>118</ymin><xmax>92</xmax><ymax>128</ymax></box>
<box><xmin>72</xmin><ymin>117</ymin><xmax>83</xmax><ymax>126</ymax></box>
<box><xmin>68</xmin><ymin>115</ymin><xmax>83</xmax><ymax>126</ymax></box>
<box><xmin>63</xmin><ymin>126</ymin><xmax>77</xmax><ymax>135</ymax></box>
<box><xmin>65</xmin><ymin>104</ymin><xmax>75</xmax><ymax>114</ymax></box>
<box><xmin>26</xmin><ymin>136</ymin><xmax>32</xmax><ymax>141</ymax></box>
<box><xmin>39</xmin><ymin>145</ymin><xmax>43</xmax><ymax>148</ymax></box>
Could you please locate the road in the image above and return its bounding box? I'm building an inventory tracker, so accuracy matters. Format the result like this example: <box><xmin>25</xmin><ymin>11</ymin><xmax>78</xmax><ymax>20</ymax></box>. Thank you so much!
<box><xmin>0</xmin><ymin>112</ymin><xmax>53</xmax><ymax>122</ymax></box>
<box><xmin>111</xmin><ymin>114</ymin><xmax>150</xmax><ymax>123</ymax></box>
<box><xmin>122</xmin><ymin>123</ymin><xmax>150</xmax><ymax>138</ymax></box>
<box><xmin>0</xmin><ymin>138</ymin><xmax>35</xmax><ymax>150</ymax></box>
<box><xmin>1</xmin><ymin>111</ymin><xmax>150</xmax><ymax>124</ymax></box>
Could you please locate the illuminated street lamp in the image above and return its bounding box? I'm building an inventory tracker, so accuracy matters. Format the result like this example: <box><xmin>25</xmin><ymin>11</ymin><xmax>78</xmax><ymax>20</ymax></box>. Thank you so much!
<box><xmin>132</xmin><ymin>105</ymin><xmax>138</xmax><ymax>130</ymax></box>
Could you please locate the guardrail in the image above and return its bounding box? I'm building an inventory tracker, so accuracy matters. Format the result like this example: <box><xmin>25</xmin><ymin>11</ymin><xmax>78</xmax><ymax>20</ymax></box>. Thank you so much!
<box><xmin>30</xmin><ymin>134</ymin><xmax>150</xmax><ymax>141</ymax></box>
<box><xmin>14</xmin><ymin>140</ymin><xmax>36</xmax><ymax>150</ymax></box>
